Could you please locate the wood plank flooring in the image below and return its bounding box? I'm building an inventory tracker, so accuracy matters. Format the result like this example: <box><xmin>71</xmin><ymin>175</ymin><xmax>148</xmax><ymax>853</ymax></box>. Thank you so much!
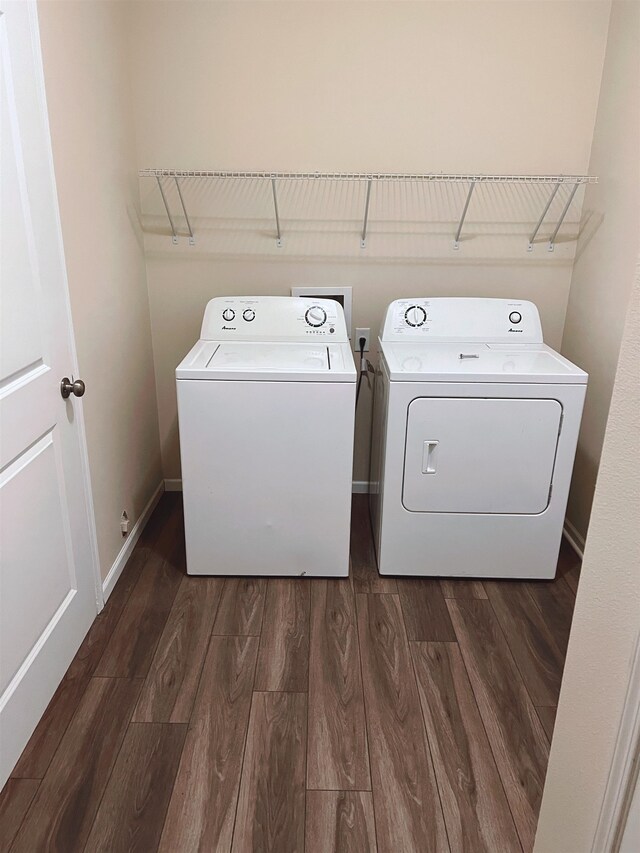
<box><xmin>483</xmin><ymin>581</ymin><xmax>565</xmax><ymax>707</ymax></box>
<box><xmin>447</xmin><ymin>599</ymin><xmax>550</xmax><ymax>852</ymax></box>
<box><xmin>158</xmin><ymin>635</ymin><xmax>258</xmax><ymax>853</ymax></box>
<box><xmin>3</xmin><ymin>493</ymin><xmax>580</xmax><ymax>852</ymax></box>
<box><xmin>232</xmin><ymin>691</ymin><xmax>307</xmax><ymax>853</ymax></box>
<box><xmin>255</xmin><ymin>580</ymin><xmax>310</xmax><ymax>692</ymax></box>
<box><xmin>0</xmin><ymin>780</ymin><xmax>39</xmax><ymax>853</ymax></box>
<box><xmin>396</xmin><ymin>578</ymin><xmax>456</xmax><ymax>641</ymax></box>
<box><xmin>411</xmin><ymin>642</ymin><xmax>521</xmax><ymax>853</ymax></box>
<box><xmin>305</xmin><ymin>791</ymin><xmax>377</xmax><ymax>853</ymax></box>
<box><xmin>356</xmin><ymin>593</ymin><xmax>449</xmax><ymax>852</ymax></box>
<box><xmin>307</xmin><ymin>579</ymin><xmax>370</xmax><ymax>792</ymax></box>
<box><xmin>84</xmin><ymin>722</ymin><xmax>186</xmax><ymax>852</ymax></box>
<box><xmin>133</xmin><ymin>576</ymin><xmax>224</xmax><ymax>723</ymax></box>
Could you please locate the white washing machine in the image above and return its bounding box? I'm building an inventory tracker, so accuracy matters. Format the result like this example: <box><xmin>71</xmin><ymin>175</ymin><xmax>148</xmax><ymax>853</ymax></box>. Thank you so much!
<box><xmin>177</xmin><ymin>296</ymin><xmax>356</xmax><ymax>576</ymax></box>
<box><xmin>369</xmin><ymin>298</ymin><xmax>587</xmax><ymax>579</ymax></box>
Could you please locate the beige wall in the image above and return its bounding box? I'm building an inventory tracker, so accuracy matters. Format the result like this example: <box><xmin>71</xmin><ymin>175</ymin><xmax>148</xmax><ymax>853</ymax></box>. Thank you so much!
<box><xmin>128</xmin><ymin>0</ymin><xmax>610</xmax><ymax>481</ymax></box>
<box><xmin>39</xmin><ymin>0</ymin><xmax>163</xmax><ymax>581</ymax></box>
<box><xmin>561</xmin><ymin>0</ymin><xmax>640</xmax><ymax>543</ymax></box>
<box><xmin>534</xmin><ymin>262</ymin><xmax>639</xmax><ymax>853</ymax></box>
<box><xmin>129</xmin><ymin>0</ymin><xmax>608</xmax><ymax>174</ymax></box>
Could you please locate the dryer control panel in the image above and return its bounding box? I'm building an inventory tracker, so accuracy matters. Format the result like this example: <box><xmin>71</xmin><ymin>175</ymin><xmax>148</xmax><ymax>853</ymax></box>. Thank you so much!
<box><xmin>381</xmin><ymin>298</ymin><xmax>543</xmax><ymax>343</ymax></box>
<box><xmin>201</xmin><ymin>296</ymin><xmax>349</xmax><ymax>342</ymax></box>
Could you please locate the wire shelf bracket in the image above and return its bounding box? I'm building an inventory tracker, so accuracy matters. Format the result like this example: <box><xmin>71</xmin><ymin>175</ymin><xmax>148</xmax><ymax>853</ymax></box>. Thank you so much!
<box><xmin>360</xmin><ymin>179</ymin><xmax>373</xmax><ymax>249</ymax></box>
<box><xmin>548</xmin><ymin>182</ymin><xmax>580</xmax><ymax>252</ymax></box>
<box><xmin>453</xmin><ymin>180</ymin><xmax>476</xmax><ymax>250</ymax></box>
<box><xmin>271</xmin><ymin>179</ymin><xmax>283</xmax><ymax>248</ymax></box>
<box><xmin>142</xmin><ymin>170</ymin><xmax>596</xmax><ymax>250</ymax></box>
<box><xmin>174</xmin><ymin>177</ymin><xmax>195</xmax><ymax>245</ymax></box>
<box><xmin>154</xmin><ymin>175</ymin><xmax>196</xmax><ymax>245</ymax></box>
<box><xmin>156</xmin><ymin>176</ymin><xmax>178</xmax><ymax>245</ymax></box>
<box><xmin>527</xmin><ymin>181</ymin><xmax>561</xmax><ymax>251</ymax></box>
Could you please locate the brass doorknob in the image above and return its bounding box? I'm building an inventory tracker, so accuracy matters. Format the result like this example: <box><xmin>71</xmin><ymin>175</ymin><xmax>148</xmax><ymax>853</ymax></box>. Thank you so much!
<box><xmin>60</xmin><ymin>377</ymin><xmax>86</xmax><ymax>399</ymax></box>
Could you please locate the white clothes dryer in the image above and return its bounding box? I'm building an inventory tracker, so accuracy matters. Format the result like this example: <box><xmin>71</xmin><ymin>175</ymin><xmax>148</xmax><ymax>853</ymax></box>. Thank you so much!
<box><xmin>369</xmin><ymin>298</ymin><xmax>587</xmax><ymax>579</ymax></box>
<box><xmin>177</xmin><ymin>296</ymin><xmax>356</xmax><ymax>576</ymax></box>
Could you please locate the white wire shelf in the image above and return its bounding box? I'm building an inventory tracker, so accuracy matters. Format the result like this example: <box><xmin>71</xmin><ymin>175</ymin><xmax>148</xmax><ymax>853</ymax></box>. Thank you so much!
<box><xmin>139</xmin><ymin>170</ymin><xmax>597</xmax><ymax>251</ymax></box>
<box><xmin>140</xmin><ymin>169</ymin><xmax>596</xmax><ymax>184</ymax></box>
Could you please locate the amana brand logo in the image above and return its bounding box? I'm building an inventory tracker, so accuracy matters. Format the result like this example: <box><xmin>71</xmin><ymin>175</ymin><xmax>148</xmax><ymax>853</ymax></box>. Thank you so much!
<box><xmin>222</xmin><ymin>326</ymin><xmax>236</xmax><ymax>331</ymax></box>
<box><xmin>508</xmin><ymin>328</ymin><xmax>523</xmax><ymax>333</ymax></box>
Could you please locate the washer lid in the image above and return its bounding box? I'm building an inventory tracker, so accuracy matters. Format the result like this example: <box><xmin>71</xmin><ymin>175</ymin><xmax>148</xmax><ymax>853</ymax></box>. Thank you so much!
<box><xmin>176</xmin><ymin>340</ymin><xmax>357</xmax><ymax>382</ymax></box>
<box><xmin>381</xmin><ymin>342</ymin><xmax>588</xmax><ymax>383</ymax></box>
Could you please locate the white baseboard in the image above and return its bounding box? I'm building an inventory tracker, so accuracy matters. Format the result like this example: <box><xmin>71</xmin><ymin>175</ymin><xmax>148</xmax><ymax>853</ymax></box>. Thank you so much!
<box><xmin>101</xmin><ymin>481</ymin><xmax>164</xmax><ymax>605</ymax></box>
<box><xmin>164</xmin><ymin>477</ymin><xmax>370</xmax><ymax>494</ymax></box>
<box><xmin>563</xmin><ymin>517</ymin><xmax>586</xmax><ymax>560</ymax></box>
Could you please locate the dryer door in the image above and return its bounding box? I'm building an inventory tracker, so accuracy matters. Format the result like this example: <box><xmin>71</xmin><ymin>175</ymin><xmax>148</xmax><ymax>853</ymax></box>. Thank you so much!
<box><xmin>402</xmin><ymin>397</ymin><xmax>562</xmax><ymax>514</ymax></box>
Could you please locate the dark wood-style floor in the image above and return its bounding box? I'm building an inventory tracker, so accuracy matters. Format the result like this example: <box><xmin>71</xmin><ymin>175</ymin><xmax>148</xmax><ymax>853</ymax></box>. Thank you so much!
<box><xmin>1</xmin><ymin>493</ymin><xmax>581</xmax><ymax>853</ymax></box>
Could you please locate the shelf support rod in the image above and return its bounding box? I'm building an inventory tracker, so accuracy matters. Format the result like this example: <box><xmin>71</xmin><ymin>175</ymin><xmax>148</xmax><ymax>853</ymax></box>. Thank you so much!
<box><xmin>156</xmin><ymin>176</ymin><xmax>178</xmax><ymax>244</ymax></box>
<box><xmin>360</xmin><ymin>179</ymin><xmax>373</xmax><ymax>248</ymax></box>
<box><xmin>548</xmin><ymin>182</ymin><xmax>580</xmax><ymax>251</ymax></box>
<box><xmin>528</xmin><ymin>181</ymin><xmax>561</xmax><ymax>251</ymax></box>
<box><xmin>271</xmin><ymin>179</ymin><xmax>282</xmax><ymax>247</ymax></box>
<box><xmin>453</xmin><ymin>180</ymin><xmax>476</xmax><ymax>249</ymax></box>
<box><xmin>174</xmin><ymin>177</ymin><xmax>194</xmax><ymax>245</ymax></box>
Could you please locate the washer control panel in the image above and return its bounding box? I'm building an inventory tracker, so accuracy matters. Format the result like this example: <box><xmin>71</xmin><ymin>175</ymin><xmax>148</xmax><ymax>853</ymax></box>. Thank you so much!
<box><xmin>200</xmin><ymin>296</ymin><xmax>349</xmax><ymax>342</ymax></box>
<box><xmin>381</xmin><ymin>298</ymin><xmax>543</xmax><ymax>343</ymax></box>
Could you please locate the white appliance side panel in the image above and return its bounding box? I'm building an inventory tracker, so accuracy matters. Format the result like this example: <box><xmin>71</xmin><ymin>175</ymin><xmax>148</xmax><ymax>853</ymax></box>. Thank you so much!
<box><xmin>368</xmin><ymin>360</ymin><xmax>389</xmax><ymax>559</ymax></box>
<box><xmin>177</xmin><ymin>379</ymin><xmax>355</xmax><ymax>576</ymax></box>
<box><xmin>402</xmin><ymin>398</ymin><xmax>562</xmax><ymax>514</ymax></box>
<box><xmin>377</xmin><ymin>380</ymin><xmax>586</xmax><ymax>578</ymax></box>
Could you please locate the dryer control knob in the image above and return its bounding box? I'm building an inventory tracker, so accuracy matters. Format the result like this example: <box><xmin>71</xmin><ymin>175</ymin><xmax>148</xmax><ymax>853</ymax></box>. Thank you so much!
<box><xmin>305</xmin><ymin>306</ymin><xmax>327</xmax><ymax>327</ymax></box>
<box><xmin>509</xmin><ymin>311</ymin><xmax>522</xmax><ymax>324</ymax></box>
<box><xmin>405</xmin><ymin>305</ymin><xmax>427</xmax><ymax>327</ymax></box>
<box><xmin>222</xmin><ymin>308</ymin><xmax>235</xmax><ymax>322</ymax></box>
<box><xmin>243</xmin><ymin>309</ymin><xmax>256</xmax><ymax>322</ymax></box>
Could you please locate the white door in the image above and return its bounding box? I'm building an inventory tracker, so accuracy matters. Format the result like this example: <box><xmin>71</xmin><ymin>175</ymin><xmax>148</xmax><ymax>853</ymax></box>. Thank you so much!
<box><xmin>0</xmin><ymin>1</ymin><xmax>99</xmax><ymax>787</ymax></box>
<box><xmin>402</xmin><ymin>397</ymin><xmax>562</xmax><ymax>513</ymax></box>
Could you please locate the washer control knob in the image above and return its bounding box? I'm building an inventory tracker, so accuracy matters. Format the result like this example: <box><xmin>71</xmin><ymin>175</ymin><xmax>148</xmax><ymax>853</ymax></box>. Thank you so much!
<box><xmin>305</xmin><ymin>306</ymin><xmax>327</xmax><ymax>327</ymax></box>
<box><xmin>405</xmin><ymin>305</ymin><xmax>427</xmax><ymax>327</ymax></box>
<box><xmin>243</xmin><ymin>309</ymin><xmax>256</xmax><ymax>322</ymax></box>
<box><xmin>509</xmin><ymin>311</ymin><xmax>522</xmax><ymax>324</ymax></box>
<box><xmin>222</xmin><ymin>308</ymin><xmax>235</xmax><ymax>322</ymax></box>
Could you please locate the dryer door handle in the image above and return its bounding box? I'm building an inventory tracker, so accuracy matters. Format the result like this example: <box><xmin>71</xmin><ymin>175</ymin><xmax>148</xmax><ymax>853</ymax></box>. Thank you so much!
<box><xmin>422</xmin><ymin>440</ymin><xmax>439</xmax><ymax>474</ymax></box>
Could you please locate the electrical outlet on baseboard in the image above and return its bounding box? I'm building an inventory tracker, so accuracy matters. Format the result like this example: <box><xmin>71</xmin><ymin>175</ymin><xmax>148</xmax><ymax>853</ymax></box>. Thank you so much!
<box><xmin>355</xmin><ymin>328</ymin><xmax>370</xmax><ymax>352</ymax></box>
<box><xmin>120</xmin><ymin>511</ymin><xmax>129</xmax><ymax>537</ymax></box>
